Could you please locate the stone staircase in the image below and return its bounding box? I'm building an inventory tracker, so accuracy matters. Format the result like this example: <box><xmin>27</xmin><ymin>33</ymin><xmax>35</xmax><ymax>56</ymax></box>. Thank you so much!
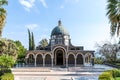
<box><xmin>12</xmin><ymin>65</ymin><xmax>115</xmax><ymax>80</ymax></box>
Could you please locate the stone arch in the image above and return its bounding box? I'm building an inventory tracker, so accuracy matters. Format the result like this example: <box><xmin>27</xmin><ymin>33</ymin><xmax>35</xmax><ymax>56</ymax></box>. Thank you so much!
<box><xmin>68</xmin><ymin>52</ymin><xmax>76</xmax><ymax>58</ymax></box>
<box><xmin>27</xmin><ymin>53</ymin><xmax>35</xmax><ymax>65</ymax></box>
<box><xmin>53</xmin><ymin>47</ymin><xmax>66</xmax><ymax>65</ymax></box>
<box><xmin>68</xmin><ymin>53</ymin><xmax>75</xmax><ymax>66</ymax></box>
<box><xmin>26</xmin><ymin>53</ymin><xmax>35</xmax><ymax>59</ymax></box>
<box><xmin>36</xmin><ymin>53</ymin><xmax>43</xmax><ymax>66</ymax></box>
<box><xmin>44</xmin><ymin>53</ymin><xmax>52</xmax><ymax>66</ymax></box>
<box><xmin>85</xmin><ymin>53</ymin><xmax>93</xmax><ymax>64</ymax></box>
<box><xmin>53</xmin><ymin>46</ymin><xmax>67</xmax><ymax>57</ymax></box>
<box><xmin>76</xmin><ymin>53</ymin><xmax>84</xmax><ymax>65</ymax></box>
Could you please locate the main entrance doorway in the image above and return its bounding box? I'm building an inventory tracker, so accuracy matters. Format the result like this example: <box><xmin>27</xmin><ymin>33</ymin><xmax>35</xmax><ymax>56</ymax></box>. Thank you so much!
<box><xmin>56</xmin><ymin>50</ymin><xmax>63</xmax><ymax>65</ymax></box>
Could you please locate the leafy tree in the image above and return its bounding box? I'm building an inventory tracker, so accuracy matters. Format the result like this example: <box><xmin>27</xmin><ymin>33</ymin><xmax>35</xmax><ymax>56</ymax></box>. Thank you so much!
<box><xmin>0</xmin><ymin>38</ymin><xmax>18</xmax><ymax>60</ymax></box>
<box><xmin>36</xmin><ymin>38</ymin><xmax>48</xmax><ymax>49</ymax></box>
<box><xmin>0</xmin><ymin>54</ymin><xmax>15</xmax><ymax>68</ymax></box>
<box><xmin>0</xmin><ymin>0</ymin><xmax>8</xmax><ymax>37</ymax></box>
<box><xmin>97</xmin><ymin>42</ymin><xmax>119</xmax><ymax>61</ymax></box>
<box><xmin>0</xmin><ymin>54</ymin><xmax>14</xmax><ymax>76</ymax></box>
<box><xmin>14</xmin><ymin>40</ymin><xmax>27</xmax><ymax>62</ymax></box>
<box><xmin>106</xmin><ymin>0</ymin><xmax>120</xmax><ymax>36</ymax></box>
<box><xmin>40</xmin><ymin>38</ymin><xmax>48</xmax><ymax>47</ymax></box>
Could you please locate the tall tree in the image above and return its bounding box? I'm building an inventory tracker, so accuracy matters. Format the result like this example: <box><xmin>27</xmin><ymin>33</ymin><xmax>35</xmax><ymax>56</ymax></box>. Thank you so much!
<box><xmin>0</xmin><ymin>38</ymin><xmax>18</xmax><ymax>60</ymax></box>
<box><xmin>28</xmin><ymin>29</ymin><xmax>35</xmax><ymax>50</ymax></box>
<box><xmin>36</xmin><ymin>38</ymin><xmax>48</xmax><ymax>50</ymax></box>
<box><xmin>14</xmin><ymin>40</ymin><xmax>27</xmax><ymax>62</ymax></box>
<box><xmin>28</xmin><ymin>29</ymin><xmax>32</xmax><ymax>50</ymax></box>
<box><xmin>97</xmin><ymin>42</ymin><xmax>119</xmax><ymax>61</ymax></box>
<box><xmin>31</xmin><ymin>32</ymin><xmax>35</xmax><ymax>50</ymax></box>
<box><xmin>106</xmin><ymin>0</ymin><xmax>120</xmax><ymax>36</ymax></box>
<box><xmin>0</xmin><ymin>0</ymin><xmax>8</xmax><ymax>37</ymax></box>
<box><xmin>40</xmin><ymin>38</ymin><xmax>48</xmax><ymax>47</ymax></box>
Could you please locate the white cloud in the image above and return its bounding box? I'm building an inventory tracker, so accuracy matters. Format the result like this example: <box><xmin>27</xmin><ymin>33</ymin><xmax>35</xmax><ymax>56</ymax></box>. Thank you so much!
<box><xmin>25</xmin><ymin>24</ymin><xmax>39</xmax><ymax>30</ymax></box>
<box><xmin>19</xmin><ymin>0</ymin><xmax>48</xmax><ymax>11</ymax></box>
<box><xmin>39</xmin><ymin>0</ymin><xmax>48</xmax><ymax>8</ymax></box>
<box><xmin>19</xmin><ymin>0</ymin><xmax>36</xmax><ymax>11</ymax></box>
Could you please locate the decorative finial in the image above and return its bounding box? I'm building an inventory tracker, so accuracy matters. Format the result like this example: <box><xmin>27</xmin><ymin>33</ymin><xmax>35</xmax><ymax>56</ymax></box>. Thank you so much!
<box><xmin>58</xmin><ymin>20</ymin><xmax>62</xmax><ymax>26</ymax></box>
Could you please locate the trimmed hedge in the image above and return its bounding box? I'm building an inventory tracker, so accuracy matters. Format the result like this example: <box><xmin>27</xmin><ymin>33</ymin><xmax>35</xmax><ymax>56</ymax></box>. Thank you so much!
<box><xmin>99</xmin><ymin>72</ymin><xmax>114</xmax><ymax>80</ymax></box>
<box><xmin>0</xmin><ymin>73</ymin><xmax>14</xmax><ymax>80</ymax></box>
<box><xmin>99</xmin><ymin>69</ymin><xmax>120</xmax><ymax>80</ymax></box>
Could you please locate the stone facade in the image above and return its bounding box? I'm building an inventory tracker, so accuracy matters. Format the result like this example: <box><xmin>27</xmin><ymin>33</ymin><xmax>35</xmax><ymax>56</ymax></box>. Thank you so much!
<box><xmin>25</xmin><ymin>20</ymin><xmax>94</xmax><ymax>67</ymax></box>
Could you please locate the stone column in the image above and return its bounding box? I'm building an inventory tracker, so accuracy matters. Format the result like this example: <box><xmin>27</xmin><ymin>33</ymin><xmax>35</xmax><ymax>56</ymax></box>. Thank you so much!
<box><xmin>52</xmin><ymin>57</ymin><xmax>53</xmax><ymax>67</ymax></box>
<box><xmin>34</xmin><ymin>56</ymin><xmax>36</xmax><ymax>67</ymax></box>
<box><xmin>75</xmin><ymin>58</ymin><xmax>76</xmax><ymax>67</ymax></box>
<box><xmin>83</xmin><ymin>56</ymin><xmax>85</xmax><ymax>66</ymax></box>
<box><xmin>43</xmin><ymin>57</ymin><xmax>45</xmax><ymax>67</ymax></box>
<box><xmin>25</xmin><ymin>58</ymin><xmax>28</xmax><ymax>65</ymax></box>
<box><xmin>66</xmin><ymin>57</ymin><xmax>68</xmax><ymax>67</ymax></box>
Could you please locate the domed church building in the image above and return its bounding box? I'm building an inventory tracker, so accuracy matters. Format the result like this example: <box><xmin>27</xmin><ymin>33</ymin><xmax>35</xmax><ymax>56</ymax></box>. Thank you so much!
<box><xmin>25</xmin><ymin>20</ymin><xmax>94</xmax><ymax>67</ymax></box>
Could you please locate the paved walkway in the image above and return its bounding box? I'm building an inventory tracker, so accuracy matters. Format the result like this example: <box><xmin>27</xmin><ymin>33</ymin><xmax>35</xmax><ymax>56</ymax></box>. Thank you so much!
<box><xmin>12</xmin><ymin>64</ymin><xmax>115</xmax><ymax>80</ymax></box>
<box><xmin>14</xmin><ymin>75</ymin><xmax>99</xmax><ymax>80</ymax></box>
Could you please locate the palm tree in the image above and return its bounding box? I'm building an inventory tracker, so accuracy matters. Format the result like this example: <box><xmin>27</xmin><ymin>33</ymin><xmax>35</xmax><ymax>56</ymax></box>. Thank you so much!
<box><xmin>106</xmin><ymin>0</ymin><xmax>120</xmax><ymax>36</ymax></box>
<box><xmin>0</xmin><ymin>0</ymin><xmax>8</xmax><ymax>37</ymax></box>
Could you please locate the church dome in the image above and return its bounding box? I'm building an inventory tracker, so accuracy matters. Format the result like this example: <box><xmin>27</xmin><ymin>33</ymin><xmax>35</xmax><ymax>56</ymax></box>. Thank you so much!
<box><xmin>51</xmin><ymin>20</ymin><xmax>69</xmax><ymax>36</ymax></box>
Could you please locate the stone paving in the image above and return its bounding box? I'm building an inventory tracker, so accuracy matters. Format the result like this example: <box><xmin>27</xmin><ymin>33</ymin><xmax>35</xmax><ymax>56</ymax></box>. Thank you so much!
<box><xmin>14</xmin><ymin>76</ymin><xmax>99</xmax><ymax>80</ymax></box>
<box><xmin>12</xmin><ymin>64</ymin><xmax>115</xmax><ymax>80</ymax></box>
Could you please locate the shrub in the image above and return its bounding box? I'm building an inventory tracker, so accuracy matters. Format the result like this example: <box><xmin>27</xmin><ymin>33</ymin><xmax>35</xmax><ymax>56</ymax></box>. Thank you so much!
<box><xmin>115</xmin><ymin>77</ymin><xmax>120</xmax><ymax>80</ymax></box>
<box><xmin>0</xmin><ymin>68</ymin><xmax>12</xmax><ymax>76</ymax></box>
<box><xmin>0</xmin><ymin>54</ymin><xmax>15</xmax><ymax>68</ymax></box>
<box><xmin>115</xmin><ymin>63</ymin><xmax>120</xmax><ymax>66</ymax></box>
<box><xmin>0</xmin><ymin>69</ymin><xmax>2</xmax><ymax>76</ymax></box>
<box><xmin>2</xmin><ymin>68</ymin><xmax>11</xmax><ymax>73</ymax></box>
<box><xmin>99</xmin><ymin>72</ymin><xmax>114</xmax><ymax>80</ymax></box>
<box><xmin>99</xmin><ymin>69</ymin><xmax>120</xmax><ymax>80</ymax></box>
<box><xmin>94</xmin><ymin>59</ymin><xmax>103</xmax><ymax>64</ymax></box>
<box><xmin>111</xmin><ymin>69</ymin><xmax>120</xmax><ymax>77</ymax></box>
<box><xmin>1</xmin><ymin>73</ymin><xmax>14</xmax><ymax>80</ymax></box>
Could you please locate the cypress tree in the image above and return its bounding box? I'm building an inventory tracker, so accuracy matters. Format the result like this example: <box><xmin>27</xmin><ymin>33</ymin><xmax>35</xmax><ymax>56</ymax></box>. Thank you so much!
<box><xmin>31</xmin><ymin>32</ymin><xmax>35</xmax><ymax>50</ymax></box>
<box><xmin>28</xmin><ymin>29</ymin><xmax>32</xmax><ymax>50</ymax></box>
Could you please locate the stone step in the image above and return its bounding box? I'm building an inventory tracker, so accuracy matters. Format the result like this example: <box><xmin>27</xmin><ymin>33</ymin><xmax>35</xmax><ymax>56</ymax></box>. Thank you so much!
<box><xmin>12</xmin><ymin>67</ymin><xmax>106</xmax><ymax>72</ymax></box>
<box><xmin>12</xmin><ymin>71</ymin><xmax>102</xmax><ymax>76</ymax></box>
<box><xmin>12</xmin><ymin>68</ymin><xmax>51</xmax><ymax>72</ymax></box>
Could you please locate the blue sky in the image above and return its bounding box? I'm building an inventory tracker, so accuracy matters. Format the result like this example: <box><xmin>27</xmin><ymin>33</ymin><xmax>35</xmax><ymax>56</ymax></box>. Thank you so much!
<box><xmin>2</xmin><ymin>0</ymin><xmax>114</xmax><ymax>50</ymax></box>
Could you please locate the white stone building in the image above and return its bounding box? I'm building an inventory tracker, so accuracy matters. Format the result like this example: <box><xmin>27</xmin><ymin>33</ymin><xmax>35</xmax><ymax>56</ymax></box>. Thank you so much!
<box><xmin>25</xmin><ymin>20</ymin><xmax>94</xmax><ymax>67</ymax></box>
